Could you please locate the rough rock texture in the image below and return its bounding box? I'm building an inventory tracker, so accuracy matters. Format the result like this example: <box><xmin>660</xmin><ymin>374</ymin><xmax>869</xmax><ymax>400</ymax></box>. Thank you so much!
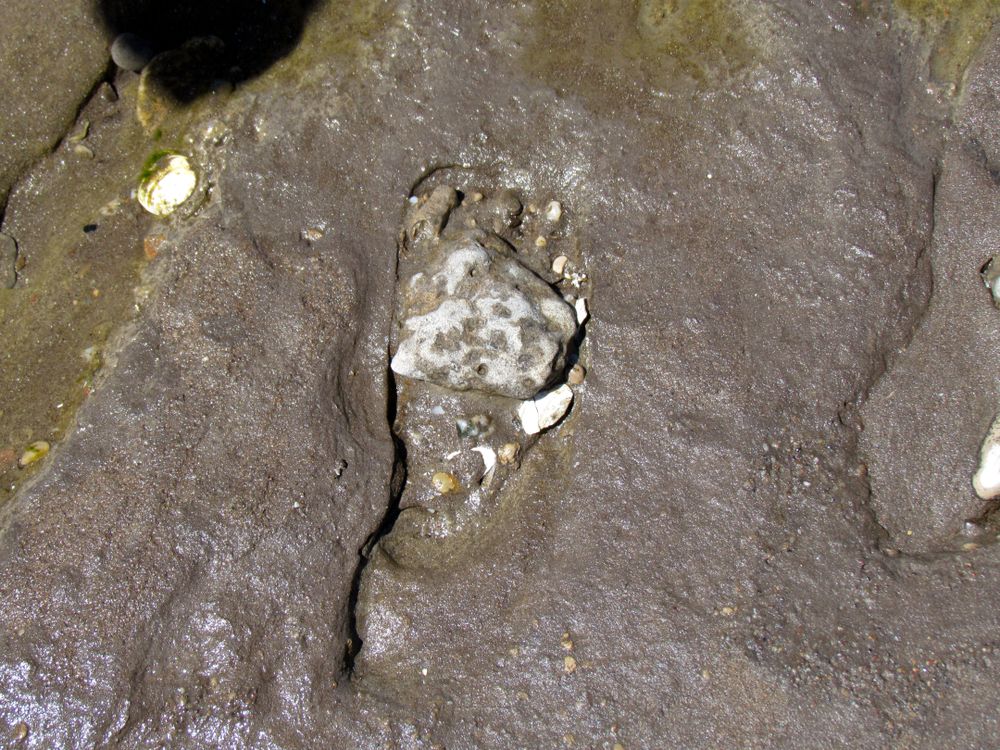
<box><xmin>1</xmin><ymin>1</ymin><xmax>1000</xmax><ymax>749</ymax></box>
<box><xmin>392</xmin><ymin>232</ymin><xmax>577</xmax><ymax>400</ymax></box>
<box><xmin>861</xmin><ymin>26</ymin><xmax>1000</xmax><ymax>553</ymax></box>
<box><xmin>0</xmin><ymin>0</ymin><xmax>109</xmax><ymax>207</ymax></box>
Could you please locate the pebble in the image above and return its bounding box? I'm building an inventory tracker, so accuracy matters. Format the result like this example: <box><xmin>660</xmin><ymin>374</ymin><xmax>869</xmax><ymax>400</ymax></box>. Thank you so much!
<box><xmin>551</xmin><ymin>255</ymin><xmax>568</xmax><ymax>275</ymax></box>
<box><xmin>392</xmin><ymin>236</ymin><xmax>577</xmax><ymax>400</ymax></box>
<box><xmin>545</xmin><ymin>201</ymin><xmax>563</xmax><ymax>222</ymax></box>
<box><xmin>12</xmin><ymin>722</ymin><xmax>28</xmax><ymax>741</ymax></box>
<box><xmin>432</xmin><ymin>471</ymin><xmax>460</xmax><ymax>494</ymax></box>
<box><xmin>563</xmin><ymin>655</ymin><xmax>577</xmax><ymax>674</ymax></box>
<box><xmin>111</xmin><ymin>32</ymin><xmax>155</xmax><ymax>72</ymax></box>
<box><xmin>456</xmin><ymin>414</ymin><xmax>492</xmax><ymax>439</ymax></box>
<box><xmin>67</xmin><ymin>120</ymin><xmax>89</xmax><ymax>143</ymax></box>
<box><xmin>575</xmin><ymin>297</ymin><xmax>589</xmax><ymax>325</ymax></box>
<box><xmin>301</xmin><ymin>227</ymin><xmax>324</xmax><ymax>243</ymax></box>
<box><xmin>981</xmin><ymin>256</ymin><xmax>1000</xmax><ymax>307</ymax></box>
<box><xmin>567</xmin><ymin>363</ymin><xmax>586</xmax><ymax>385</ymax></box>
<box><xmin>973</xmin><ymin>413</ymin><xmax>1000</xmax><ymax>499</ymax></box>
<box><xmin>17</xmin><ymin>441</ymin><xmax>50</xmax><ymax>469</ymax></box>
<box><xmin>498</xmin><ymin>442</ymin><xmax>520</xmax><ymax>465</ymax></box>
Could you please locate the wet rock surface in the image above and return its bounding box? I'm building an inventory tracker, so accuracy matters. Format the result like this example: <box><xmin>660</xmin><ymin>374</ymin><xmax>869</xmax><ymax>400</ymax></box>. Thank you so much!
<box><xmin>0</xmin><ymin>0</ymin><xmax>110</xmax><ymax>207</ymax></box>
<box><xmin>1</xmin><ymin>1</ymin><xmax>1000</xmax><ymax>748</ymax></box>
<box><xmin>862</xmin><ymin>27</ymin><xmax>1000</xmax><ymax>553</ymax></box>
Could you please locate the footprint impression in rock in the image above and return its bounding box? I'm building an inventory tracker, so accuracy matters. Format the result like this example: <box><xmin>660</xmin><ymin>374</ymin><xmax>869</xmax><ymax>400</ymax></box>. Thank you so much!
<box><xmin>385</xmin><ymin>182</ymin><xmax>589</xmax><ymax>557</ymax></box>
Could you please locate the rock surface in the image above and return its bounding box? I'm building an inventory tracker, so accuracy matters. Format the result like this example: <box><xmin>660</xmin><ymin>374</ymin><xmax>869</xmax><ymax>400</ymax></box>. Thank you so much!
<box><xmin>0</xmin><ymin>0</ymin><xmax>109</xmax><ymax>207</ymax></box>
<box><xmin>1</xmin><ymin>1</ymin><xmax>1000</xmax><ymax>749</ymax></box>
<box><xmin>861</xmin><ymin>26</ymin><xmax>1000</xmax><ymax>552</ymax></box>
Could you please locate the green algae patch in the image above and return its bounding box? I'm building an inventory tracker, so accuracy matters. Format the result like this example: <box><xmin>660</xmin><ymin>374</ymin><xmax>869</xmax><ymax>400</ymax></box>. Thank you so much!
<box><xmin>894</xmin><ymin>0</ymin><xmax>1000</xmax><ymax>83</ymax></box>
<box><xmin>525</xmin><ymin>0</ymin><xmax>761</xmax><ymax>106</ymax></box>
<box><xmin>0</xmin><ymin>80</ymin><xmax>155</xmax><ymax>504</ymax></box>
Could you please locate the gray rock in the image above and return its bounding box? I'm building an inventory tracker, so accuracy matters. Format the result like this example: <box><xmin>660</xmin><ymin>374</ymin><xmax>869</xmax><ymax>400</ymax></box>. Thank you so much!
<box><xmin>110</xmin><ymin>32</ymin><xmax>155</xmax><ymax>72</ymax></box>
<box><xmin>391</xmin><ymin>234</ymin><xmax>577</xmax><ymax>399</ymax></box>
<box><xmin>0</xmin><ymin>232</ymin><xmax>15</xmax><ymax>289</ymax></box>
<box><xmin>0</xmin><ymin>0</ymin><xmax>108</xmax><ymax>207</ymax></box>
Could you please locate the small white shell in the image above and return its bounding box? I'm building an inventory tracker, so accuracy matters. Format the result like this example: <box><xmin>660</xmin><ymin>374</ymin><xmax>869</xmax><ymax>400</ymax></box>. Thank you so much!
<box><xmin>137</xmin><ymin>153</ymin><xmax>198</xmax><ymax>217</ymax></box>
<box><xmin>552</xmin><ymin>255</ymin><xmax>568</xmax><ymax>275</ymax></box>
<box><xmin>518</xmin><ymin>385</ymin><xmax>573</xmax><ymax>435</ymax></box>
<box><xmin>471</xmin><ymin>445</ymin><xmax>497</xmax><ymax>474</ymax></box>
<box><xmin>973</xmin><ymin>414</ymin><xmax>1000</xmax><ymax>499</ymax></box>
<box><xmin>472</xmin><ymin>445</ymin><xmax>498</xmax><ymax>487</ymax></box>
<box><xmin>545</xmin><ymin>201</ymin><xmax>562</xmax><ymax>222</ymax></box>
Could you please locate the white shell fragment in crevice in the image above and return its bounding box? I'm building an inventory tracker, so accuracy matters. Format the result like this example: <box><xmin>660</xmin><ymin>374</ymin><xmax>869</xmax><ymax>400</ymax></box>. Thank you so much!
<box><xmin>517</xmin><ymin>384</ymin><xmax>574</xmax><ymax>435</ymax></box>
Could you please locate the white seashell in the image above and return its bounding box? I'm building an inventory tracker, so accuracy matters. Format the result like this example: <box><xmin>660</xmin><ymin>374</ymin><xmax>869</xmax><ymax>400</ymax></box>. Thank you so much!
<box><xmin>137</xmin><ymin>153</ymin><xmax>198</xmax><ymax>217</ymax></box>
<box><xmin>472</xmin><ymin>445</ymin><xmax>497</xmax><ymax>474</ymax></box>
<box><xmin>472</xmin><ymin>445</ymin><xmax>498</xmax><ymax>487</ymax></box>
<box><xmin>575</xmin><ymin>297</ymin><xmax>589</xmax><ymax>325</ymax></box>
<box><xmin>551</xmin><ymin>255</ymin><xmax>568</xmax><ymax>275</ymax></box>
<box><xmin>973</xmin><ymin>414</ymin><xmax>1000</xmax><ymax>499</ymax></box>
<box><xmin>981</xmin><ymin>257</ymin><xmax>1000</xmax><ymax>308</ymax></box>
<box><xmin>545</xmin><ymin>201</ymin><xmax>562</xmax><ymax>222</ymax></box>
<box><xmin>517</xmin><ymin>385</ymin><xmax>573</xmax><ymax>435</ymax></box>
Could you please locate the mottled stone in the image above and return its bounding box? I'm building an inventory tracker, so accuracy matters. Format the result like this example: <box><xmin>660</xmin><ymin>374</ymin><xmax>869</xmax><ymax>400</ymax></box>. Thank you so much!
<box><xmin>391</xmin><ymin>234</ymin><xmax>577</xmax><ymax>399</ymax></box>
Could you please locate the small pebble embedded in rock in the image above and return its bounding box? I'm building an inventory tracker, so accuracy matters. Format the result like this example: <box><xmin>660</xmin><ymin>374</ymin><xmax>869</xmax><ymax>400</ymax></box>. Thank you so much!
<box><xmin>432</xmin><ymin>471</ymin><xmax>460</xmax><ymax>494</ymax></box>
<box><xmin>17</xmin><ymin>441</ymin><xmax>50</xmax><ymax>469</ymax></box>
<box><xmin>498</xmin><ymin>442</ymin><xmax>520</xmax><ymax>465</ymax></box>
<box><xmin>973</xmin><ymin>413</ymin><xmax>1000</xmax><ymax>499</ymax></box>
<box><xmin>111</xmin><ymin>32</ymin><xmax>155</xmax><ymax>72</ymax></box>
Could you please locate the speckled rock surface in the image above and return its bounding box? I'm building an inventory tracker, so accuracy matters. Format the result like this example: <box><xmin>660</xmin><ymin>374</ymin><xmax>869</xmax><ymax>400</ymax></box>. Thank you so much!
<box><xmin>1</xmin><ymin>1</ymin><xmax>1000</xmax><ymax>749</ymax></box>
<box><xmin>392</xmin><ymin>228</ymin><xmax>577</xmax><ymax>400</ymax></box>
<box><xmin>0</xmin><ymin>0</ymin><xmax>109</xmax><ymax>206</ymax></box>
<box><xmin>861</xmin><ymin>26</ymin><xmax>1000</xmax><ymax>553</ymax></box>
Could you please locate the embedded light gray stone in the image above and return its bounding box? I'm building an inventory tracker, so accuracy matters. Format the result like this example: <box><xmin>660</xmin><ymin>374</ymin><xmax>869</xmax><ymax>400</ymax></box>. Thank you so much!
<box><xmin>391</xmin><ymin>235</ymin><xmax>577</xmax><ymax>399</ymax></box>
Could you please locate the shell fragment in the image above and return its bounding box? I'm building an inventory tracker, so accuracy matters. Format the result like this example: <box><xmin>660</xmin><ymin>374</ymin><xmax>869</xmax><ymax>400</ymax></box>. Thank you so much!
<box><xmin>518</xmin><ymin>385</ymin><xmax>574</xmax><ymax>435</ymax></box>
<box><xmin>472</xmin><ymin>445</ymin><xmax>498</xmax><ymax>486</ymax></box>
<box><xmin>973</xmin><ymin>414</ymin><xmax>1000</xmax><ymax>499</ymax></box>
<box><xmin>471</xmin><ymin>445</ymin><xmax>497</xmax><ymax>474</ymax></box>
<box><xmin>137</xmin><ymin>153</ymin><xmax>198</xmax><ymax>217</ymax></box>
<box><xmin>18</xmin><ymin>441</ymin><xmax>50</xmax><ymax>468</ymax></box>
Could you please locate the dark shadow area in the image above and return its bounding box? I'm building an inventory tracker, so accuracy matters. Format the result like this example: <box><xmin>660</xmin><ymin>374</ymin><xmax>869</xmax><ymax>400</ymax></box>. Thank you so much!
<box><xmin>96</xmin><ymin>0</ymin><xmax>321</xmax><ymax>101</ymax></box>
